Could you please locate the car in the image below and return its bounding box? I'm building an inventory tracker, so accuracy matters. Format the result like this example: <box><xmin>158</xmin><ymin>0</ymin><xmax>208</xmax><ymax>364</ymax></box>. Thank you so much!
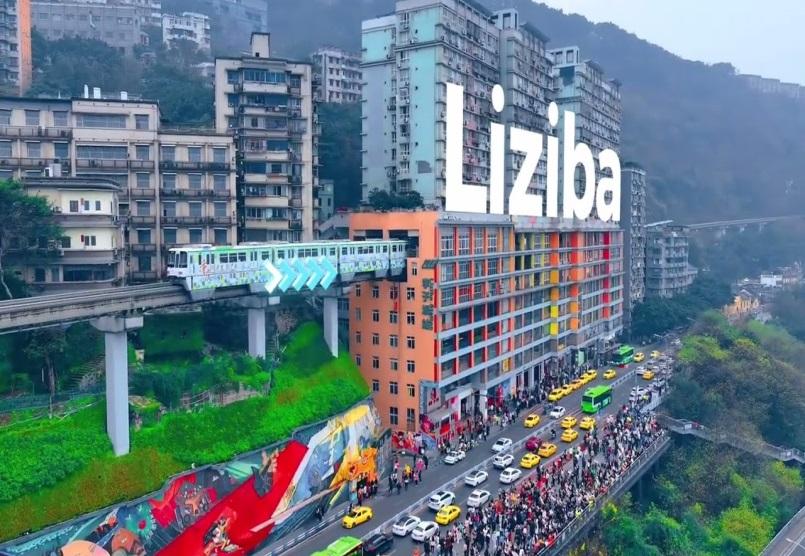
<box><xmin>538</xmin><ymin>443</ymin><xmax>558</xmax><ymax>458</ymax></box>
<box><xmin>464</xmin><ymin>469</ymin><xmax>488</xmax><ymax>487</ymax></box>
<box><xmin>561</xmin><ymin>428</ymin><xmax>579</xmax><ymax>442</ymax></box>
<box><xmin>525</xmin><ymin>436</ymin><xmax>543</xmax><ymax>452</ymax></box>
<box><xmin>363</xmin><ymin>533</ymin><xmax>394</xmax><ymax>556</ymax></box>
<box><xmin>411</xmin><ymin>521</ymin><xmax>439</xmax><ymax>542</ymax></box>
<box><xmin>579</xmin><ymin>373</ymin><xmax>592</xmax><ymax>385</ymax></box>
<box><xmin>560</xmin><ymin>384</ymin><xmax>574</xmax><ymax>396</ymax></box>
<box><xmin>560</xmin><ymin>415</ymin><xmax>577</xmax><ymax>429</ymax></box>
<box><xmin>435</xmin><ymin>505</ymin><xmax>461</xmax><ymax>525</ymax></box>
<box><xmin>342</xmin><ymin>506</ymin><xmax>373</xmax><ymax>529</ymax></box>
<box><xmin>524</xmin><ymin>413</ymin><xmax>541</xmax><ymax>428</ymax></box>
<box><xmin>549</xmin><ymin>406</ymin><xmax>567</xmax><ymax>419</ymax></box>
<box><xmin>427</xmin><ymin>490</ymin><xmax>456</xmax><ymax>511</ymax></box>
<box><xmin>491</xmin><ymin>437</ymin><xmax>513</xmax><ymax>453</ymax></box>
<box><xmin>392</xmin><ymin>515</ymin><xmax>421</xmax><ymax>537</ymax></box>
<box><xmin>500</xmin><ymin>467</ymin><xmax>522</xmax><ymax>484</ymax></box>
<box><xmin>579</xmin><ymin>416</ymin><xmax>596</xmax><ymax>430</ymax></box>
<box><xmin>603</xmin><ymin>369</ymin><xmax>617</xmax><ymax>380</ymax></box>
<box><xmin>629</xmin><ymin>386</ymin><xmax>649</xmax><ymax>402</ymax></box>
<box><xmin>443</xmin><ymin>449</ymin><xmax>466</xmax><ymax>465</ymax></box>
<box><xmin>570</xmin><ymin>378</ymin><xmax>585</xmax><ymax>391</ymax></box>
<box><xmin>651</xmin><ymin>350</ymin><xmax>662</xmax><ymax>359</ymax></box>
<box><xmin>584</xmin><ymin>369</ymin><xmax>598</xmax><ymax>381</ymax></box>
<box><xmin>547</xmin><ymin>388</ymin><xmax>564</xmax><ymax>402</ymax></box>
<box><xmin>493</xmin><ymin>452</ymin><xmax>514</xmax><ymax>469</ymax></box>
<box><xmin>642</xmin><ymin>369</ymin><xmax>656</xmax><ymax>380</ymax></box>
<box><xmin>520</xmin><ymin>452</ymin><xmax>541</xmax><ymax>469</ymax></box>
<box><xmin>635</xmin><ymin>365</ymin><xmax>646</xmax><ymax>374</ymax></box>
<box><xmin>634</xmin><ymin>352</ymin><xmax>645</xmax><ymax>362</ymax></box>
<box><xmin>467</xmin><ymin>489</ymin><xmax>491</xmax><ymax>508</ymax></box>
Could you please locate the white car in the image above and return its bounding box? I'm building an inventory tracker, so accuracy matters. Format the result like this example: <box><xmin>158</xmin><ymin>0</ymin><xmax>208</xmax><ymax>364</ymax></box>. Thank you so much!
<box><xmin>392</xmin><ymin>514</ymin><xmax>421</xmax><ymax>537</ymax></box>
<box><xmin>492</xmin><ymin>452</ymin><xmax>514</xmax><ymax>469</ymax></box>
<box><xmin>443</xmin><ymin>449</ymin><xmax>466</xmax><ymax>465</ymax></box>
<box><xmin>427</xmin><ymin>490</ymin><xmax>456</xmax><ymax>511</ymax></box>
<box><xmin>467</xmin><ymin>489</ymin><xmax>491</xmax><ymax>508</ymax></box>
<box><xmin>411</xmin><ymin>521</ymin><xmax>439</xmax><ymax>542</ymax></box>
<box><xmin>635</xmin><ymin>365</ymin><xmax>646</xmax><ymax>374</ymax></box>
<box><xmin>464</xmin><ymin>469</ymin><xmax>488</xmax><ymax>487</ymax></box>
<box><xmin>629</xmin><ymin>386</ymin><xmax>649</xmax><ymax>402</ymax></box>
<box><xmin>549</xmin><ymin>406</ymin><xmax>566</xmax><ymax>419</ymax></box>
<box><xmin>499</xmin><ymin>467</ymin><xmax>522</xmax><ymax>484</ymax></box>
<box><xmin>491</xmin><ymin>437</ymin><xmax>513</xmax><ymax>453</ymax></box>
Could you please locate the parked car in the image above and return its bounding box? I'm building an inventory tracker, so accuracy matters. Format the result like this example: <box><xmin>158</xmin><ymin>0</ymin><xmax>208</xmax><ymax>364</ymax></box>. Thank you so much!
<box><xmin>427</xmin><ymin>490</ymin><xmax>455</xmax><ymax>511</ymax></box>
<box><xmin>464</xmin><ymin>469</ymin><xmax>488</xmax><ymax>487</ymax></box>
<box><xmin>443</xmin><ymin>449</ymin><xmax>466</xmax><ymax>465</ymax></box>
<box><xmin>392</xmin><ymin>514</ymin><xmax>421</xmax><ymax>537</ymax></box>
<box><xmin>411</xmin><ymin>521</ymin><xmax>439</xmax><ymax>542</ymax></box>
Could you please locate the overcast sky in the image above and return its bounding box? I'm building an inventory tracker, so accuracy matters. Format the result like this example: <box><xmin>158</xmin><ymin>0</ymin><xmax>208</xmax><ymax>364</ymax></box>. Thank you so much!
<box><xmin>536</xmin><ymin>0</ymin><xmax>805</xmax><ymax>85</ymax></box>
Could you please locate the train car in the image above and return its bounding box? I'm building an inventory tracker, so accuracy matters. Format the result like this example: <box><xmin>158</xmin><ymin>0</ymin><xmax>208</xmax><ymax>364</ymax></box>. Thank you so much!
<box><xmin>166</xmin><ymin>240</ymin><xmax>406</xmax><ymax>293</ymax></box>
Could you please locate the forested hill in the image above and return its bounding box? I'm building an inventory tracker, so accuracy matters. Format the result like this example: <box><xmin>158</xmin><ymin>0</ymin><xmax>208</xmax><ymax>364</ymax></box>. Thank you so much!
<box><xmin>257</xmin><ymin>0</ymin><xmax>805</xmax><ymax>222</ymax></box>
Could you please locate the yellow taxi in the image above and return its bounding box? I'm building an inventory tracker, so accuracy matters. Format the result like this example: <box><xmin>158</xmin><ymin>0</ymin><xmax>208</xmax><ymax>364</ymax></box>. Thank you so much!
<box><xmin>579</xmin><ymin>416</ymin><xmax>596</xmax><ymax>430</ymax></box>
<box><xmin>561</xmin><ymin>428</ymin><xmax>579</xmax><ymax>443</ymax></box>
<box><xmin>570</xmin><ymin>378</ymin><xmax>585</xmax><ymax>391</ymax></box>
<box><xmin>538</xmin><ymin>443</ymin><xmax>558</xmax><ymax>458</ymax></box>
<box><xmin>560</xmin><ymin>415</ymin><xmax>577</xmax><ymax>429</ymax></box>
<box><xmin>650</xmin><ymin>350</ymin><xmax>662</xmax><ymax>359</ymax></box>
<box><xmin>435</xmin><ymin>505</ymin><xmax>461</xmax><ymax>525</ymax></box>
<box><xmin>633</xmin><ymin>352</ymin><xmax>645</xmax><ymax>363</ymax></box>
<box><xmin>584</xmin><ymin>369</ymin><xmax>598</xmax><ymax>381</ymax></box>
<box><xmin>524</xmin><ymin>413</ymin><xmax>541</xmax><ymax>428</ymax></box>
<box><xmin>560</xmin><ymin>384</ymin><xmax>574</xmax><ymax>397</ymax></box>
<box><xmin>342</xmin><ymin>506</ymin><xmax>373</xmax><ymax>528</ymax></box>
<box><xmin>603</xmin><ymin>369</ymin><xmax>617</xmax><ymax>380</ymax></box>
<box><xmin>642</xmin><ymin>369</ymin><xmax>655</xmax><ymax>380</ymax></box>
<box><xmin>520</xmin><ymin>452</ymin><xmax>541</xmax><ymax>469</ymax></box>
<box><xmin>578</xmin><ymin>373</ymin><xmax>592</xmax><ymax>385</ymax></box>
<box><xmin>547</xmin><ymin>388</ymin><xmax>564</xmax><ymax>402</ymax></box>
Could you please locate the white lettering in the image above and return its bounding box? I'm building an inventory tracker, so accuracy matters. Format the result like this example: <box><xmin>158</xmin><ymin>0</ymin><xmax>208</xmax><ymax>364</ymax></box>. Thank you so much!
<box><xmin>509</xmin><ymin>126</ymin><xmax>543</xmax><ymax>216</ymax></box>
<box><xmin>596</xmin><ymin>149</ymin><xmax>621</xmax><ymax>222</ymax></box>
<box><xmin>562</xmin><ymin>110</ymin><xmax>596</xmax><ymax>220</ymax></box>
<box><xmin>445</xmin><ymin>82</ymin><xmax>486</xmax><ymax>213</ymax></box>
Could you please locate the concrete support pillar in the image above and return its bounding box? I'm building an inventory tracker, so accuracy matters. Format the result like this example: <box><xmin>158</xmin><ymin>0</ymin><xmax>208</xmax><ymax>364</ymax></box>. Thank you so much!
<box><xmin>323</xmin><ymin>295</ymin><xmax>338</xmax><ymax>358</ymax></box>
<box><xmin>479</xmin><ymin>391</ymin><xmax>488</xmax><ymax>421</ymax></box>
<box><xmin>248</xmin><ymin>307</ymin><xmax>266</xmax><ymax>359</ymax></box>
<box><xmin>91</xmin><ymin>315</ymin><xmax>143</xmax><ymax>457</ymax></box>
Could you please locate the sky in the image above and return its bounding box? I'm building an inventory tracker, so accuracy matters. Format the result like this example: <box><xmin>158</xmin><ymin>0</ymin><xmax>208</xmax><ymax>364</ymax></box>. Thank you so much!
<box><xmin>536</xmin><ymin>0</ymin><xmax>805</xmax><ymax>86</ymax></box>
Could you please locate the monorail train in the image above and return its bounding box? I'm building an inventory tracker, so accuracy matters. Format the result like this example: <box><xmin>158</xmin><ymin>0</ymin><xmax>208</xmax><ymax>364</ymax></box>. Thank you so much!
<box><xmin>166</xmin><ymin>240</ymin><xmax>407</xmax><ymax>292</ymax></box>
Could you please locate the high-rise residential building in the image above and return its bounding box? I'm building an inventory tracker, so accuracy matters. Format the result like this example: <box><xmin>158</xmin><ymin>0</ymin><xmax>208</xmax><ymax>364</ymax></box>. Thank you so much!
<box><xmin>317</xmin><ymin>177</ymin><xmax>335</xmax><ymax>225</ymax></box>
<box><xmin>0</xmin><ymin>91</ymin><xmax>237</xmax><ymax>282</ymax></box>
<box><xmin>348</xmin><ymin>211</ymin><xmax>623</xmax><ymax>431</ymax></box>
<box><xmin>620</xmin><ymin>162</ymin><xmax>646</xmax><ymax>330</ymax></box>
<box><xmin>0</xmin><ymin>0</ymin><xmax>32</xmax><ymax>96</ymax></box>
<box><xmin>214</xmin><ymin>32</ymin><xmax>319</xmax><ymax>243</ymax></box>
<box><xmin>19</xmin><ymin>175</ymin><xmax>125</xmax><ymax>292</ymax></box>
<box><xmin>311</xmin><ymin>47</ymin><xmax>362</xmax><ymax>104</ymax></box>
<box><xmin>645</xmin><ymin>221</ymin><xmax>697</xmax><ymax>298</ymax></box>
<box><xmin>162</xmin><ymin>11</ymin><xmax>211</xmax><ymax>53</ymax></box>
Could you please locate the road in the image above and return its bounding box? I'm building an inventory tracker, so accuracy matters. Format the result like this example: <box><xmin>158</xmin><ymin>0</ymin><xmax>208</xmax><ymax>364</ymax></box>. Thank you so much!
<box><xmin>763</xmin><ymin>506</ymin><xmax>805</xmax><ymax>556</ymax></box>
<box><xmin>277</xmin><ymin>342</ymin><xmax>670</xmax><ymax>556</ymax></box>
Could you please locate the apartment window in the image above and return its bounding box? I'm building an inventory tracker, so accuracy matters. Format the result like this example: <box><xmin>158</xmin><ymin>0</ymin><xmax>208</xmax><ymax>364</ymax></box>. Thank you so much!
<box><xmin>187</xmin><ymin>146</ymin><xmax>202</xmax><ymax>162</ymax></box>
<box><xmin>440</xmin><ymin>233</ymin><xmax>454</xmax><ymax>257</ymax></box>
<box><xmin>411</xmin><ymin>263</ymin><xmax>418</xmax><ymax>276</ymax></box>
<box><xmin>136</xmin><ymin>200</ymin><xmax>150</xmax><ymax>216</ymax></box>
<box><xmin>189</xmin><ymin>228</ymin><xmax>203</xmax><ymax>243</ymax></box>
<box><xmin>474</xmin><ymin>232</ymin><xmax>484</xmax><ymax>254</ymax></box>
<box><xmin>161</xmin><ymin>146</ymin><xmax>175</xmax><ymax>161</ymax></box>
<box><xmin>355</xmin><ymin>331</ymin><xmax>362</xmax><ymax>344</ymax></box>
<box><xmin>488</xmin><ymin>233</ymin><xmax>498</xmax><ymax>252</ymax></box>
<box><xmin>82</xmin><ymin>235</ymin><xmax>96</xmax><ymax>247</ymax></box>
<box><xmin>371</xmin><ymin>333</ymin><xmax>379</xmax><ymax>345</ymax></box>
<box><xmin>407</xmin><ymin>384</ymin><xmax>415</xmax><ymax>397</ymax></box>
<box><xmin>25</xmin><ymin>141</ymin><xmax>41</xmax><ymax>158</ymax></box>
<box><xmin>76</xmin><ymin>113</ymin><xmax>125</xmax><ymax>128</ymax></box>
<box><xmin>188</xmin><ymin>202</ymin><xmax>203</xmax><ymax>217</ymax></box>
<box><xmin>406</xmin><ymin>407</ymin><xmax>416</xmax><ymax>425</ymax></box>
<box><xmin>188</xmin><ymin>174</ymin><xmax>202</xmax><ymax>189</ymax></box>
<box><xmin>214</xmin><ymin>228</ymin><xmax>228</xmax><ymax>245</ymax></box>
<box><xmin>355</xmin><ymin>355</ymin><xmax>362</xmax><ymax>366</ymax></box>
<box><xmin>406</xmin><ymin>336</ymin><xmax>415</xmax><ymax>349</ymax></box>
<box><xmin>136</xmin><ymin>173</ymin><xmax>150</xmax><ymax>188</ymax></box>
<box><xmin>214</xmin><ymin>202</ymin><xmax>227</xmax><ymax>217</ymax></box>
<box><xmin>389</xmin><ymin>381</ymin><xmax>398</xmax><ymax>395</ymax></box>
<box><xmin>389</xmin><ymin>407</ymin><xmax>398</xmax><ymax>426</ymax></box>
<box><xmin>390</xmin><ymin>358</ymin><xmax>399</xmax><ymax>371</ymax></box>
<box><xmin>389</xmin><ymin>335</ymin><xmax>398</xmax><ymax>348</ymax></box>
<box><xmin>406</xmin><ymin>312</ymin><xmax>416</xmax><ymax>325</ymax></box>
<box><xmin>138</xmin><ymin>255</ymin><xmax>152</xmax><ymax>272</ymax></box>
<box><xmin>213</xmin><ymin>147</ymin><xmax>227</xmax><ymax>163</ymax></box>
<box><xmin>69</xmin><ymin>200</ymin><xmax>79</xmax><ymax>213</ymax></box>
<box><xmin>372</xmin><ymin>380</ymin><xmax>380</xmax><ymax>393</ymax></box>
<box><xmin>371</xmin><ymin>286</ymin><xmax>379</xmax><ymax>298</ymax></box>
<box><xmin>54</xmin><ymin>142</ymin><xmax>68</xmax><ymax>159</ymax></box>
<box><xmin>162</xmin><ymin>174</ymin><xmax>176</xmax><ymax>190</ymax></box>
<box><xmin>355</xmin><ymin>308</ymin><xmax>361</xmax><ymax>320</ymax></box>
<box><xmin>53</xmin><ymin>111</ymin><xmax>68</xmax><ymax>127</ymax></box>
<box><xmin>136</xmin><ymin>145</ymin><xmax>150</xmax><ymax>160</ymax></box>
<box><xmin>372</xmin><ymin>356</ymin><xmax>379</xmax><ymax>369</ymax></box>
<box><xmin>407</xmin><ymin>360</ymin><xmax>415</xmax><ymax>373</ymax></box>
<box><xmin>25</xmin><ymin>110</ymin><xmax>40</xmax><ymax>126</ymax></box>
<box><xmin>406</xmin><ymin>287</ymin><xmax>415</xmax><ymax>300</ymax></box>
<box><xmin>0</xmin><ymin>141</ymin><xmax>10</xmax><ymax>157</ymax></box>
<box><xmin>389</xmin><ymin>311</ymin><xmax>398</xmax><ymax>324</ymax></box>
<box><xmin>76</xmin><ymin>145</ymin><xmax>127</xmax><ymax>159</ymax></box>
<box><xmin>162</xmin><ymin>201</ymin><xmax>176</xmax><ymax>217</ymax></box>
<box><xmin>0</xmin><ymin>110</ymin><xmax>10</xmax><ymax>125</ymax></box>
<box><xmin>163</xmin><ymin>228</ymin><xmax>177</xmax><ymax>244</ymax></box>
<box><xmin>372</xmin><ymin>309</ymin><xmax>380</xmax><ymax>322</ymax></box>
<box><xmin>213</xmin><ymin>174</ymin><xmax>227</xmax><ymax>191</ymax></box>
<box><xmin>136</xmin><ymin>229</ymin><xmax>151</xmax><ymax>244</ymax></box>
<box><xmin>135</xmin><ymin>114</ymin><xmax>149</xmax><ymax>130</ymax></box>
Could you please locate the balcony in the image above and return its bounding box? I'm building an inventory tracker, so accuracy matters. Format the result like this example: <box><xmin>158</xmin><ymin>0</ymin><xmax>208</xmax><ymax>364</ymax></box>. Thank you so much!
<box><xmin>161</xmin><ymin>216</ymin><xmax>209</xmax><ymax>225</ymax></box>
<box><xmin>290</xmin><ymin>197</ymin><xmax>303</xmax><ymax>208</ymax></box>
<box><xmin>129</xmin><ymin>160</ymin><xmax>155</xmax><ymax>170</ymax></box>
<box><xmin>130</xmin><ymin>187</ymin><xmax>156</xmax><ymax>198</ymax></box>
<box><xmin>160</xmin><ymin>187</ymin><xmax>217</xmax><ymax>198</ymax></box>
<box><xmin>212</xmin><ymin>188</ymin><xmax>232</xmax><ymax>198</ymax></box>
<box><xmin>131</xmin><ymin>271</ymin><xmax>158</xmax><ymax>282</ymax></box>
<box><xmin>159</xmin><ymin>160</ymin><xmax>232</xmax><ymax>171</ymax></box>
<box><xmin>130</xmin><ymin>243</ymin><xmax>156</xmax><ymax>253</ymax></box>
<box><xmin>129</xmin><ymin>215</ymin><xmax>156</xmax><ymax>225</ymax></box>
<box><xmin>76</xmin><ymin>159</ymin><xmax>129</xmax><ymax>169</ymax></box>
<box><xmin>0</xmin><ymin>157</ymin><xmax>53</xmax><ymax>169</ymax></box>
<box><xmin>211</xmin><ymin>216</ymin><xmax>234</xmax><ymax>225</ymax></box>
<box><xmin>0</xmin><ymin>126</ymin><xmax>72</xmax><ymax>139</ymax></box>
<box><xmin>289</xmin><ymin>220</ymin><xmax>303</xmax><ymax>231</ymax></box>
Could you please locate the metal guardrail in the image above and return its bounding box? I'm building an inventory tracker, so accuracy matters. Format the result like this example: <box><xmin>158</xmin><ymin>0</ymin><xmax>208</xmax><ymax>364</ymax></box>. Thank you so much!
<box><xmin>760</xmin><ymin>504</ymin><xmax>805</xmax><ymax>556</ymax></box>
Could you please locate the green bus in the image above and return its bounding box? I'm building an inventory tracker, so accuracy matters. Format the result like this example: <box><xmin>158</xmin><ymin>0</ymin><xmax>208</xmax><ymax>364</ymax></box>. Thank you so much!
<box><xmin>310</xmin><ymin>536</ymin><xmax>364</xmax><ymax>556</ymax></box>
<box><xmin>612</xmin><ymin>345</ymin><xmax>635</xmax><ymax>366</ymax></box>
<box><xmin>581</xmin><ymin>385</ymin><xmax>613</xmax><ymax>414</ymax></box>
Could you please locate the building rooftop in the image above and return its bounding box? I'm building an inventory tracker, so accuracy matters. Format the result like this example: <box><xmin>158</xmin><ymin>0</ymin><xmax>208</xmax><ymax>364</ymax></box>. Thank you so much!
<box><xmin>22</xmin><ymin>176</ymin><xmax>122</xmax><ymax>192</ymax></box>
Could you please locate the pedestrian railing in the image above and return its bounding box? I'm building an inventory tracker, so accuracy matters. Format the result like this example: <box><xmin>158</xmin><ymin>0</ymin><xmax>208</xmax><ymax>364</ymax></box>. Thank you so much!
<box><xmin>656</xmin><ymin>414</ymin><xmax>805</xmax><ymax>464</ymax></box>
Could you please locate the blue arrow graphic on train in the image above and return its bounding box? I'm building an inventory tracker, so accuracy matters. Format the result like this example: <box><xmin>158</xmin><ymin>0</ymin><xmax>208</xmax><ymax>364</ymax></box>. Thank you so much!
<box><xmin>277</xmin><ymin>259</ymin><xmax>296</xmax><ymax>292</ymax></box>
<box><xmin>292</xmin><ymin>259</ymin><xmax>312</xmax><ymax>291</ymax></box>
<box><xmin>306</xmin><ymin>258</ymin><xmax>324</xmax><ymax>290</ymax></box>
<box><xmin>263</xmin><ymin>260</ymin><xmax>283</xmax><ymax>293</ymax></box>
<box><xmin>320</xmin><ymin>258</ymin><xmax>338</xmax><ymax>290</ymax></box>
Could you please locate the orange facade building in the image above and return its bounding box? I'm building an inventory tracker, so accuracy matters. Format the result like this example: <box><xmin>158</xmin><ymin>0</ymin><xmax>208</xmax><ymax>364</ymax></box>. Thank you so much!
<box><xmin>348</xmin><ymin>211</ymin><xmax>623</xmax><ymax>434</ymax></box>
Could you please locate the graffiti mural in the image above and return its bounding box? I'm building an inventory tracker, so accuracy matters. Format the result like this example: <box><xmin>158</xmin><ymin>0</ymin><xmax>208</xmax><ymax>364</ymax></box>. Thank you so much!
<box><xmin>0</xmin><ymin>401</ymin><xmax>384</xmax><ymax>556</ymax></box>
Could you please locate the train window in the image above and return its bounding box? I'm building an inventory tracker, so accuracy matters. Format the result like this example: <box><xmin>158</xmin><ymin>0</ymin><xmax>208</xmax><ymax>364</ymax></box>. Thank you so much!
<box><xmin>250</xmin><ymin>251</ymin><xmax>257</xmax><ymax>262</ymax></box>
<box><xmin>179</xmin><ymin>252</ymin><xmax>188</xmax><ymax>267</ymax></box>
<box><xmin>168</xmin><ymin>252</ymin><xmax>176</xmax><ymax>266</ymax></box>
<box><xmin>382</xmin><ymin>245</ymin><xmax>388</xmax><ymax>253</ymax></box>
<box><xmin>261</xmin><ymin>251</ymin><xmax>270</xmax><ymax>260</ymax></box>
<box><xmin>350</xmin><ymin>247</ymin><xmax>355</xmax><ymax>254</ymax></box>
<box><xmin>238</xmin><ymin>252</ymin><xmax>246</xmax><ymax>262</ymax></box>
<box><xmin>341</xmin><ymin>247</ymin><xmax>347</xmax><ymax>255</ymax></box>
<box><xmin>330</xmin><ymin>248</ymin><xmax>336</xmax><ymax>256</ymax></box>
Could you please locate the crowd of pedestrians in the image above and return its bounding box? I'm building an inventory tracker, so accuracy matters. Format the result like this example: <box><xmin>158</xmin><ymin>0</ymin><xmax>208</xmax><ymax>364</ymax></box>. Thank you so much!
<box><xmin>415</xmin><ymin>403</ymin><xmax>665</xmax><ymax>556</ymax></box>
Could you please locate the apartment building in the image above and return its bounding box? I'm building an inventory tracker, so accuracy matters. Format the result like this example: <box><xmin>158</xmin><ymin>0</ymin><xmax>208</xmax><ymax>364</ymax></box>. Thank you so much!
<box><xmin>0</xmin><ymin>0</ymin><xmax>32</xmax><ymax>95</ymax></box>
<box><xmin>162</xmin><ymin>11</ymin><xmax>210</xmax><ymax>53</ymax></box>
<box><xmin>215</xmin><ymin>33</ymin><xmax>319</xmax><ymax>243</ymax></box>
<box><xmin>0</xmin><ymin>92</ymin><xmax>237</xmax><ymax>282</ymax></box>
<box><xmin>19</xmin><ymin>175</ymin><xmax>125</xmax><ymax>292</ymax></box>
<box><xmin>318</xmin><ymin>177</ymin><xmax>335</xmax><ymax>225</ymax></box>
<box><xmin>311</xmin><ymin>47</ymin><xmax>362</xmax><ymax>104</ymax></box>
<box><xmin>645</xmin><ymin>221</ymin><xmax>697</xmax><ymax>298</ymax></box>
<box><xmin>348</xmin><ymin>211</ymin><xmax>623</xmax><ymax>431</ymax></box>
<box><xmin>620</xmin><ymin>161</ymin><xmax>646</xmax><ymax>330</ymax></box>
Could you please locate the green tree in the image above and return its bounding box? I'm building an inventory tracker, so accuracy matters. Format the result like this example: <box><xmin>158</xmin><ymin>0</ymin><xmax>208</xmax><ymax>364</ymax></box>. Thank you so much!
<box><xmin>0</xmin><ymin>180</ymin><xmax>61</xmax><ymax>299</ymax></box>
<box><xmin>23</xmin><ymin>328</ymin><xmax>67</xmax><ymax>416</ymax></box>
<box><xmin>367</xmin><ymin>188</ymin><xmax>425</xmax><ymax>211</ymax></box>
